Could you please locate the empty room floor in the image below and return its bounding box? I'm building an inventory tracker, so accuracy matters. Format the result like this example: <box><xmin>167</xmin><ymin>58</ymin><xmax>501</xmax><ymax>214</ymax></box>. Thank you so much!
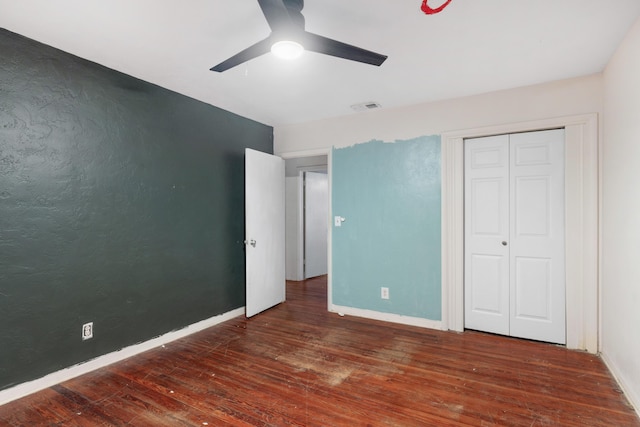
<box><xmin>1</xmin><ymin>276</ymin><xmax>638</xmax><ymax>426</ymax></box>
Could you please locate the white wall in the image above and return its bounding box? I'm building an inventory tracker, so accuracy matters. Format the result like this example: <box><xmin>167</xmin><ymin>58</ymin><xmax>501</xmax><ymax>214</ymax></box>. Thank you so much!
<box><xmin>275</xmin><ymin>74</ymin><xmax>602</xmax><ymax>153</ymax></box>
<box><xmin>602</xmin><ymin>16</ymin><xmax>640</xmax><ymax>413</ymax></box>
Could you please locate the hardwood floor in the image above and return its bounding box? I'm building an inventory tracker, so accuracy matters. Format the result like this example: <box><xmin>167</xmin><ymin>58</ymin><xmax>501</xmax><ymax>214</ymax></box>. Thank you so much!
<box><xmin>1</xmin><ymin>275</ymin><xmax>638</xmax><ymax>426</ymax></box>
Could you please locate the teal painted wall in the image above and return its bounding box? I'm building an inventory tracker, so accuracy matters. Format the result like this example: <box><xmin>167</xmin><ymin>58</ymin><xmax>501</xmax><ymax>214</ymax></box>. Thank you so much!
<box><xmin>332</xmin><ymin>136</ymin><xmax>441</xmax><ymax>320</ymax></box>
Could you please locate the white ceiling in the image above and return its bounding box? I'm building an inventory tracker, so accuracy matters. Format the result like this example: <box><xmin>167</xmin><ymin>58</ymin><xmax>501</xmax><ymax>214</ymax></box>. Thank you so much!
<box><xmin>1</xmin><ymin>1</ymin><xmax>639</xmax><ymax>127</ymax></box>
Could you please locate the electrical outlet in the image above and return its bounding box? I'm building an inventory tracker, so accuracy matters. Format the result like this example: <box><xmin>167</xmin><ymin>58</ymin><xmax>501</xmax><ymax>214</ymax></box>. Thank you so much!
<box><xmin>82</xmin><ymin>322</ymin><xmax>93</xmax><ymax>340</ymax></box>
<box><xmin>381</xmin><ymin>287</ymin><xmax>389</xmax><ymax>300</ymax></box>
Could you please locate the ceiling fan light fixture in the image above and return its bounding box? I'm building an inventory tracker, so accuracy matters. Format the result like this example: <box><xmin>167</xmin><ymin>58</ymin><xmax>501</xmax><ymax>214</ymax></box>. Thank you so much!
<box><xmin>271</xmin><ymin>40</ymin><xmax>304</xmax><ymax>60</ymax></box>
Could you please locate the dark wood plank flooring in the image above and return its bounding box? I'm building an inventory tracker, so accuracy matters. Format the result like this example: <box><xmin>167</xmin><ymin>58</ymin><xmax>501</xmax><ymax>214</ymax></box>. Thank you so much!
<box><xmin>1</xmin><ymin>276</ymin><xmax>638</xmax><ymax>426</ymax></box>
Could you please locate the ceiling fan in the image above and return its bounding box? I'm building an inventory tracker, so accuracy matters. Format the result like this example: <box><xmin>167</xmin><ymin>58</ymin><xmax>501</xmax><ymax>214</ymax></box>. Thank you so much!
<box><xmin>211</xmin><ymin>0</ymin><xmax>388</xmax><ymax>72</ymax></box>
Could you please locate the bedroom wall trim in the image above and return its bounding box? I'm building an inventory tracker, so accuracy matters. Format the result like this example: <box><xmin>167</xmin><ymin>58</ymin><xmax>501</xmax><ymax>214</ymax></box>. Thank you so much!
<box><xmin>0</xmin><ymin>307</ymin><xmax>245</xmax><ymax>406</ymax></box>
<box><xmin>330</xmin><ymin>304</ymin><xmax>444</xmax><ymax>330</ymax></box>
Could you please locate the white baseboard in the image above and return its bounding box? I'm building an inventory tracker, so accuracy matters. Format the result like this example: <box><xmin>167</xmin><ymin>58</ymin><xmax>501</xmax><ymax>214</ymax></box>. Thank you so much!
<box><xmin>330</xmin><ymin>304</ymin><xmax>444</xmax><ymax>330</ymax></box>
<box><xmin>600</xmin><ymin>351</ymin><xmax>640</xmax><ymax>418</ymax></box>
<box><xmin>0</xmin><ymin>307</ymin><xmax>245</xmax><ymax>406</ymax></box>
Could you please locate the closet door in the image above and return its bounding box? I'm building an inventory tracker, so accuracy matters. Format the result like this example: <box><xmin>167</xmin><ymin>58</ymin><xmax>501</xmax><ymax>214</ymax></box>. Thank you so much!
<box><xmin>464</xmin><ymin>135</ymin><xmax>510</xmax><ymax>336</ymax></box>
<box><xmin>464</xmin><ymin>129</ymin><xmax>566</xmax><ymax>344</ymax></box>
<box><xmin>509</xmin><ymin>130</ymin><xmax>565</xmax><ymax>344</ymax></box>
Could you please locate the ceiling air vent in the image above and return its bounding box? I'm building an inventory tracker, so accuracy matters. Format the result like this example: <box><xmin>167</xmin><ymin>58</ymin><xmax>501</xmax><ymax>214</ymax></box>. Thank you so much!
<box><xmin>350</xmin><ymin>102</ymin><xmax>382</xmax><ymax>112</ymax></box>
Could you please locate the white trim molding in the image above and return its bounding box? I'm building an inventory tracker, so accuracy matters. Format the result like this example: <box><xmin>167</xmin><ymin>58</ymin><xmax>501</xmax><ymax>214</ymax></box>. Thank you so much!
<box><xmin>0</xmin><ymin>307</ymin><xmax>245</xmax><ymax>406</ymax></box>
<box><xmin>601</xmin><ymin>352</ymin><xmax>640</xmax><ymax>415</ymax></box>
<box><xmin>330</xmin><ymin>304</ymin><xmax>444</xmax><ymax>331</ymax></box>
<box><xmin>441</xmin><ymin>113</ymin><xmax>599</xmax><ymax>353</ymax></box>
<box><xmin>279</xmin><ymin>148</ymin><xmax>330</xmax><ymax>160</ymax></box>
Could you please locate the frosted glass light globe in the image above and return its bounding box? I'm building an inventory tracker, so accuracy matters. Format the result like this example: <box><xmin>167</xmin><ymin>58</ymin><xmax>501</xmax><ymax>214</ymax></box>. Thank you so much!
<box><xmin>271</xmin><ymin>40</ymin><xmax>304</xmax><ymax>60</ymax></box>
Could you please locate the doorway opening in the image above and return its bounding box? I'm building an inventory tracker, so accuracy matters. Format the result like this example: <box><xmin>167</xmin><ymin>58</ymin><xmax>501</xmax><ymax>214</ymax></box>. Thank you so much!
<box><xmin>284</xmin><ymin>155</ymin><xmax>329</xmax><ymax>281</ymax></box>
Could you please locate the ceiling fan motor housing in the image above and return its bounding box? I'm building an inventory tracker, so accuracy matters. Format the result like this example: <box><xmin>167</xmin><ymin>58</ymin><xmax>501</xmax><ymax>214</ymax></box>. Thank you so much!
<box><xmin>283</xmin><ymin>0</ymin><xmax>305</xmax><ymax>30</ymax></box>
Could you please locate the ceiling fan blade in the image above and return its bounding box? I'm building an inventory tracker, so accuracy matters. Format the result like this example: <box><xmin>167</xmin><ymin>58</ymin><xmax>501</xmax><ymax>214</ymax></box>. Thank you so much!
<box><xmin>301</xmin><ymin>32</ymin><xmax>387</xmax><ymax>67</ymax></box>
<box><xmin>257</xmin><ymin>0</ymin><xmax>295</xmax><ymax>32</ymax></box>
<box><xmin>210</xmin><ymin>36</ymin><xmax>273</xmax><ymax>72</ymax></box>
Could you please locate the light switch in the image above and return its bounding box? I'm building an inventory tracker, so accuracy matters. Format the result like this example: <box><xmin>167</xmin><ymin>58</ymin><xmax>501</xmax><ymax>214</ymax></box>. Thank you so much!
<box><xmin>334</xmin><ymin>216</ymin><xmax>342</xmax><ymax>227</ymax></box>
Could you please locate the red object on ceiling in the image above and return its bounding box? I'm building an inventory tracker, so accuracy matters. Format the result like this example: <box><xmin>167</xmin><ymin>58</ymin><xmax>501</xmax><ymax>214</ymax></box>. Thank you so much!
<box><xmin>421</xmin><ymin>0</ymin><xmax>453</xmax><ymax>15</ymax></box>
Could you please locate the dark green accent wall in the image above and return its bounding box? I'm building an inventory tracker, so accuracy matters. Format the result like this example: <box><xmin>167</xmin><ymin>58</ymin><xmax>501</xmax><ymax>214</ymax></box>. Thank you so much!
<box><xmin>0</xmin><ymin>29</ymin><xmax>273</xmax><ymax>390</ymax></box>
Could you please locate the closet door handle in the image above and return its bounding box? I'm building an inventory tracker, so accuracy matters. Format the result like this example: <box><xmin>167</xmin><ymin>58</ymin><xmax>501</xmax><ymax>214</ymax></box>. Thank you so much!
<box><xmin>501</xmin><ymin>241</ymin><xmax>508</xmax><ymax>246</ymax></box>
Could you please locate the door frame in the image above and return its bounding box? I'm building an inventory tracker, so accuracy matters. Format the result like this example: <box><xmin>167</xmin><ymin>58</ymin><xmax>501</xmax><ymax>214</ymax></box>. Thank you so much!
<box><xmin>280</xmin><ymin>148</ymin><xmax>332</xmax><ymax>311</ymax></box>
<box><xmin>441</xmin><ymin>113</ymin><xmax>599</xmax><ymax>353</ymax></box>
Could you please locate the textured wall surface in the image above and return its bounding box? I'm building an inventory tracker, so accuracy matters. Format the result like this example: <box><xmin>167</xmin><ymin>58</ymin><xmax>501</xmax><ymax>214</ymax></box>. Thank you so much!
<box><xmin>332</xmin><ymin>136</ymin><xmax>441</xmax><ymax>320</ymax></box>
<box><xmin>0</xmin><ymin>28</ymin><xmax>273</xmax><ymax>390</ymax></box>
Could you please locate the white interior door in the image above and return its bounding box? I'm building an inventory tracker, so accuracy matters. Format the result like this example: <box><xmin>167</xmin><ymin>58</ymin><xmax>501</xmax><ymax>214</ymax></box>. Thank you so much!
<box><xmin>304</xmin><ymin>172</ymin><xmax>328</xmax><ymax>278</ymax></box>
<box><xmin>509</xmin><ymin>130</ymin><xmax>565</xmax><ymax>343</ymax></box>
<box><xmin>464</xmin><ymin>129</ymin><xmax>566</xmax><ymax>344</ymax></box>
<box><xmin>464</xmin><ymin>135</ymin><xmax>511</xmax><ymax>335</ymax></box>
<box><xmin>245</xmin><ymin>148</ymin><xmax>285</xmax><ymax>318</ymax></box>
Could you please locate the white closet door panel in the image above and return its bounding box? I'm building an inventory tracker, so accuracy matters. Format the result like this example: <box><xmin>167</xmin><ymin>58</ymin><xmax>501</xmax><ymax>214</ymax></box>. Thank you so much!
<box><xmin>514</xmin><ymin>176</ymin><xmax>551</xmax><ymax>237</ymax></box>
<box><xmin>464</xmin><ymin>135</ymin><xmax>510</xmax><ymax>335</ymax></box>
<box><xmin>514</xmin><ymin>256</ymin><xmax>552</xmax><ymax>319</ymax></box>
<box><xmin>509</xmin><ymin>129</ymin><xmax>565</xmax><ymax>344</ymax></box>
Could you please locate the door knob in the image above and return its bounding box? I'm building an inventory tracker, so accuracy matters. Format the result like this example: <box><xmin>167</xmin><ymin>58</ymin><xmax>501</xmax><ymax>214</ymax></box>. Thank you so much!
<box><xmin>244</xmin><ymin>239</ymin><xmax>257</xmax><ymax>247</ymax></box>
<box><xmin>501</xmin><ymin>241</ymin><xmax>508</xmax><ymax>246</ymax></box>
